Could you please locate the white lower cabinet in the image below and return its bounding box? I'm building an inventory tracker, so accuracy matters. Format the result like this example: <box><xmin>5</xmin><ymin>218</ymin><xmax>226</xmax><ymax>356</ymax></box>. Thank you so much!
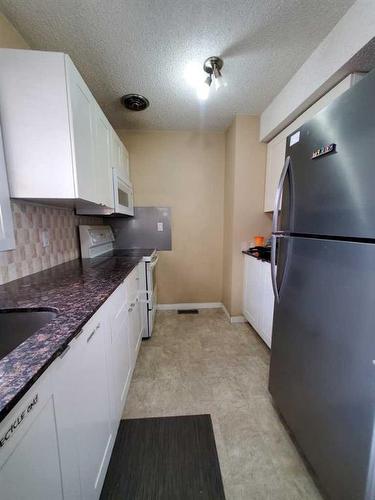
<box><xmin>107</xmin><ymin>282</ymin><xmax>132</xmax><ymax>426</ymax></box>
<box><xmin>0</xmin><ymin>267</ymin><xmax>144</xmax><ymax>500</ymax></box>
<box><xmin>53</xmin><ymin>336</ymin><xmax>83</xmax><ymax>500</ymax></box>
<box><xmin>0</xmin><ymin>373</ymin><xmax>64</xmax><ymax>500</ymax></box>
<box><xmin>127</xmin><ymin>267</ymin><xmax>143</xmax><ymax>366</ymax></box>
<box><xmin>243</xmin><ymin>254</ymin><xmax>274</xmax><ymax>348</ymax></box>
<box><xmin>75</xmin><ymin>311</ymin><xmax>113</xmax><ymax>500</ymax></box>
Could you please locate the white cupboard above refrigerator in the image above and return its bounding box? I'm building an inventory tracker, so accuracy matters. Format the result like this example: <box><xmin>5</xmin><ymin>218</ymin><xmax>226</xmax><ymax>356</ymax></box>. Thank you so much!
<box><xmin>0</xmin><ymin>125</ymin><xmax>15</xmax><ymax>251</ymax></box>
<box><xmin>0</xmin><ymin>49</ymin><xmax>133</xmax><ymax>215</ymax></box>
<box><xmin>263</xmin><ymin>73</ymin><xmax>365</xmax><ymax>212</ymax></box>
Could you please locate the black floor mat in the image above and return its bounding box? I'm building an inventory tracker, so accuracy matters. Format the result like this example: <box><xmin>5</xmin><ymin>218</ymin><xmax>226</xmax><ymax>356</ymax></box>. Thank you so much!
<box><xmin>100</xmin><ymin>414</ymin><xmax>226</xmax><ymax>500</ymax></box>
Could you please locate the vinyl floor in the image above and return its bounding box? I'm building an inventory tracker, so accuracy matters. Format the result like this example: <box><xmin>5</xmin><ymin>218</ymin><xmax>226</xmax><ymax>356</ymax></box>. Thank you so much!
<box><xmin>122</xmin><ymin>309</ymin><xmax>323</xmax><ymax>499</ymax></box>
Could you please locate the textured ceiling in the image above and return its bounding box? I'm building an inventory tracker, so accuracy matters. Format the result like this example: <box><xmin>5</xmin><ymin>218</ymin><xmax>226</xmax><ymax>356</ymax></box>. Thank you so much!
<box><xmin>0</xmin><ymin>0</ymin><xmax>356</xmax><ymax>130</ymax></box>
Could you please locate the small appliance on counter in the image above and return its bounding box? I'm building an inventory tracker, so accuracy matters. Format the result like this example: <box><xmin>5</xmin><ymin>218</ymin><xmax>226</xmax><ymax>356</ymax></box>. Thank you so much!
<box><xmin>79</xmin><ymin>225</ymin><xmax>158</xmax><ymax>338</ymax></box>
<box><xmin>246</xmin><ymin>245</ymin><xmax>271</xmax><ymax>262</ymax></box>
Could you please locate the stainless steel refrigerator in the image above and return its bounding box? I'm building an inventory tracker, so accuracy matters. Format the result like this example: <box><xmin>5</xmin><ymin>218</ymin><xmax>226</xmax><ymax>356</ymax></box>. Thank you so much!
<box><xmin>269</xmin><ymin>69</ymin><xmax>375</xmax><ymax>500</ymax></box>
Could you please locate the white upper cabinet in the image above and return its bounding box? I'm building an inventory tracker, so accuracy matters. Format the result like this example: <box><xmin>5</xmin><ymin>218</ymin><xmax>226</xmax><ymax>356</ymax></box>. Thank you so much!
<box><xmin>111</xmin><ymin>130</ymin><xmax>130</xmax><ymax>182</ymax></box>
<box><xmin>0</xmin><ymin>49</ymin><xmax>132</xmax><ymax>210</ymax></box>
<box><xmin>0</xmin><ymin>126</ymin><xmax>15</xmax><ymax>251</ymax></box>
<box><xmin>94</xmin><ymin>109</ymin><xmax>113</xmax><ymax>208</ymax></box>
<box><xmin>263</xmin><ymin>73</ymin><xmax>365</xmax><ymax>212</ymax></box>
<box><xmin>66</xmin><ymin>57</ymin><xmax>97</xmax><ymax>203</ymax></box>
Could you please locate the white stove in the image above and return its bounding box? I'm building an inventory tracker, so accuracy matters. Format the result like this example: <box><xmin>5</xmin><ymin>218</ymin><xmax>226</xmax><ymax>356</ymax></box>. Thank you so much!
<box><xmin>79</xmin><ymin>225</ymin><xmax>158</xmax><ymax>338</ymax></box>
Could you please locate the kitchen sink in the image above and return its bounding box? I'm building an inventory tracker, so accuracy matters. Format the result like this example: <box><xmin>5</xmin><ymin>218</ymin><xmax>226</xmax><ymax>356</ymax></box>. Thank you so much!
<box><xmin>0</xmin><ymin>308</ymin><xmax>58</xmax><ymax>360</ymax></box>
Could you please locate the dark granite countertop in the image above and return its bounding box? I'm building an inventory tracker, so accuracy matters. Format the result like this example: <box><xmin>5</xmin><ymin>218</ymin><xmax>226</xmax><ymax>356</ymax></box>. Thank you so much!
<box><xmin>0</xmin><ymin>253</ymin><xmax>147</xmax><ymax>422</ymax></box>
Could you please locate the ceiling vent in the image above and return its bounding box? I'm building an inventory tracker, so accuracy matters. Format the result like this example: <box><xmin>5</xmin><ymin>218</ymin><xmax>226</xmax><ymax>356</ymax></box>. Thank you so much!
<box><xmin>121</xmin><ymin>94</ymin><xmax>150</xmax><ymax>111</ymax></box>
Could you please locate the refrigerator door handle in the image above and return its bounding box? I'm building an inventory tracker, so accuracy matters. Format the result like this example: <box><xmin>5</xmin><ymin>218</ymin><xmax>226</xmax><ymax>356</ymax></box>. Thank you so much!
<box><xmin>271</xmin><ymin>234</ymin><xmax>279</xmax><ymax>302</ymax></box>
<box><xmin>272</xmin><ymin>155</ymin><xmax>291</xmax><ymax>234</ymax></box>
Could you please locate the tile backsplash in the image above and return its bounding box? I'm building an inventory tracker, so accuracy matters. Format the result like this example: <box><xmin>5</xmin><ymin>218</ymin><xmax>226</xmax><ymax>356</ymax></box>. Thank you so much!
<box><xmin>0</xmin><ymin>201</ymin><xmax>102</xmax><ymax>285</ymax></box>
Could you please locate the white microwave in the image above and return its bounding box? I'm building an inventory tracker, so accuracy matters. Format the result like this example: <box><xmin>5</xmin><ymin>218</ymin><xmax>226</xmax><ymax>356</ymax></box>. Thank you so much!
<box><xmin>113</xmin><ymin>168</ymin><xmax>134</xmax><ymax>216</ymax></box>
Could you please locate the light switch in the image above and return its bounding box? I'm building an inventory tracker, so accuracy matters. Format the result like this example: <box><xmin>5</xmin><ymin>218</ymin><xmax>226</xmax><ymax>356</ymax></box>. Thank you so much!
<box><xmin>157</xmin><ymin>222</ymin><xmax>164</xmax><ymax>232</ymax></box>
<box><xmin>41</xmin><ymin>229</ymin><xmax>49</xmax><ymax>247</ymax></box>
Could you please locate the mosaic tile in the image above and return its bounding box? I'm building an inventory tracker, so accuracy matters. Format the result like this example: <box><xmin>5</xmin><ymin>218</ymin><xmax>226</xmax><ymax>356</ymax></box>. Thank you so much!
<box><xmin>0</xmin><ymin>201</ymin><xmax>102</xmax><ymax>285</ymax></box>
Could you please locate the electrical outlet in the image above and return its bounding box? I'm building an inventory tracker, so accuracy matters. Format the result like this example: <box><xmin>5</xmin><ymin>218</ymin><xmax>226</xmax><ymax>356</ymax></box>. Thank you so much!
<box><xmin>41</xmin><ymin>229</ymin><xmax>49</xmax><ymax>248</ymax></box>
<box><xmin>157</xmin><ymin>222</ymin><xmax>164</xmax><ymax>232</ymax></box>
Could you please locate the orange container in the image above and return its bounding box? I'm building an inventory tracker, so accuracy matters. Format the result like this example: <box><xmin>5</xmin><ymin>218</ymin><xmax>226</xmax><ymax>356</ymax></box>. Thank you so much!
<box><xmin>254</xmin><ymin>236</ymin><xmax>265</xmax><ymax>247</ymax></box>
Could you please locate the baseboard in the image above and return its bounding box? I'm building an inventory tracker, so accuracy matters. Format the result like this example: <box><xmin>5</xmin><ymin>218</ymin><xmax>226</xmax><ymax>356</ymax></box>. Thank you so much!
<box><xmin>156</xmin><ymin>302</ymin><xmax>223</xmax><ymax>311</ymax></box>
<box><xmin>229</xmin><ymin>315</ymin><xmax>247</xmax><ymax>324</ymax></box>
<box><xmin>221</xmin><ymin>304</ymin><xmax>247</xmax><ymax>323</ymax></box>
<box><xmin>222</xmin><ymin>304</ymin><xmax>231</xmax><ymax>320</ymax></box>
<box><xmin>157</xmin><ymin>302</ymin><xmax>247</xmax><ymax>324</ymax></box>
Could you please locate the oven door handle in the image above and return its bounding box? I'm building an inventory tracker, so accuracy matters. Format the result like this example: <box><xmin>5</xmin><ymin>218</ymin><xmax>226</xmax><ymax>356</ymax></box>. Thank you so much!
<box><xmin>149</xmin><ymin>256</ymin><xmax>159</xmax><ymax>270</ymax></box>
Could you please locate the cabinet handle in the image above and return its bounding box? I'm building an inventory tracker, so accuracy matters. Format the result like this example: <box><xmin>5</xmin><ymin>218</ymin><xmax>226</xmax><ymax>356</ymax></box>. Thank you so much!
<box><xmin>75</xmin><ymin>329</ymin><xmax>83</xmax><ymax>339</ymax></box>
<box><xmin>136</xmin><ymin>297</ymin><xmax>139</xmax><ymax>303</ymax></box>
<box><xmin>86</xmin><ymin>322</ymin><xmax>100</xmax><ymax>343</ymax></box>
<box><xmin>59</xmin><ymin>344</ymin><xmax>71</xmax><ymax>358</ymax></box>
<box><xmin>128</xmin><ymin>307</ymin><xmax>133</xmax><ymax>313</ymax></box>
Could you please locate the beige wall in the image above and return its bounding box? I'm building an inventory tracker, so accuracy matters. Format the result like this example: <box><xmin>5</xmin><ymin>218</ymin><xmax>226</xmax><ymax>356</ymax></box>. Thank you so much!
<box><xmin>223</xmin><ymin>116</ymin><xmax>272</xmax><ymax>316</ymax></box>
<box><xmin>0</xmin><ymin>12</ymin><xmax>29</xmax><ymax>49</ymax></box>
<box><xmin>117</xmin><ymin>130</ymin><xmax>225</xmax><ymax>305</ymax></box>
<box><xmin>222</xmin><ymin>119</ymin><xmax>236</xmax><ymax>313</ymax></box>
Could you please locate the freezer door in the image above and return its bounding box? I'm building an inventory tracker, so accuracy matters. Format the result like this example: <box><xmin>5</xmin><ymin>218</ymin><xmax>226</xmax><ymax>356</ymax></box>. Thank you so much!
<box><xmin>269</xmin><ymin>236</ymin><xmax>375</xmax><ymax>500</ymax></box>
<box><xmin>280</xmin><ymin>69</ymin><xmax>375</xmax><ymax>239</ymax></box>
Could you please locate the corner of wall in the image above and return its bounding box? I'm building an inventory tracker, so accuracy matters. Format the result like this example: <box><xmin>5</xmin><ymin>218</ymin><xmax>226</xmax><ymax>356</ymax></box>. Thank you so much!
<box><xmin>0</xmin><ymin>12</ymin><xmax>30</xmax><ymax>49</ymax></box>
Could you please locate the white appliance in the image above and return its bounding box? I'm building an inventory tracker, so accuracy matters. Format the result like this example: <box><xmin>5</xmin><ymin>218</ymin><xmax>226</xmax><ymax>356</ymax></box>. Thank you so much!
<box><xmin>143</xmin><ymin>250</ymin><xmax>158</xmax><ymax>339</ymax></box>
<box><xmin>79</xmin><ymin>225</ymin><xmax>114</xmax><ymax>258</ymax></box>
<box><xmin>78</xmin><ymin>225</ymin><xmax>157</xmax><ymax>338</ymax></box>
<box><xmin>113</xmin><ymin>168</ymin><xmax>134</xmax><ymax>216</ymax></box>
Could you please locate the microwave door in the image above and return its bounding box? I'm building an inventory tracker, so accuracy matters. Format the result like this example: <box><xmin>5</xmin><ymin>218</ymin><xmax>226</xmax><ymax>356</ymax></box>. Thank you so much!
<box><xmin>114</xmin><ymin>176</ymin><xmax>134</xmax><ymax>215</ymax></box>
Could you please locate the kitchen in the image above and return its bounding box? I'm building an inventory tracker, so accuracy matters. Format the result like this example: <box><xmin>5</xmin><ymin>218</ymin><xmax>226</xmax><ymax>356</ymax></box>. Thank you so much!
<box><xmin>0</xmin><ymin>1</ymin><xmax>374</xmax><ymax>499</ymax></box>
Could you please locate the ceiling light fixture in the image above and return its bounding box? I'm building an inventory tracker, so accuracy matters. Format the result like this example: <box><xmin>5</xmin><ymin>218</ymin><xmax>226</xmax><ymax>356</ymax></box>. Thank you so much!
<box><xmin>184</xmin><ymin>57</ymin><xmax>226</xmax><ymax>101</ymax></box>
<box><xmin>203</xmin><ymin>56</ymin><xmax>227</xmax><ymax>92</ymax></box>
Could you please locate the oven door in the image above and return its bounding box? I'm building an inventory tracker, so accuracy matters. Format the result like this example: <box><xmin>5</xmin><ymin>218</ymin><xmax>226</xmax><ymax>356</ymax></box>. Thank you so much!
<box><xmin>146</xmin><ymin>255</ymin><xmax>158</xmax><ymax>337</ymax></box>
<box><xmin>113</xmin><ymin>170</ymin><xmax>134</xmax><ymax>216</ymax></box>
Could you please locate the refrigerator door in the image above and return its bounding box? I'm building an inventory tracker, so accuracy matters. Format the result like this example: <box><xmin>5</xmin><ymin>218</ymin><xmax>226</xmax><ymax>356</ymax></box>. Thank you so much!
<box><xmin>279</xmin><ymin>69</ymin><xmax>375</xmax><ymax>239</ymax></box>
<box><xmin>269</xmin><ymin>236</ymin><xmax>375</xmax><ymax>500</ymax></box>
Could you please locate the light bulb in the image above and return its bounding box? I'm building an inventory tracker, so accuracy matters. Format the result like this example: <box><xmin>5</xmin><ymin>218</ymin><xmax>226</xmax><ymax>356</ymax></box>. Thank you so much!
<box><xmin>214</xmin><ymin>74</ymin><xmax>227</xmax><ymax>90</ymax></box>
<box><xmin>184</xmin><ymin>61</ymin><xmax>204</xmax><ymax>89</ymax></box>
<box><xmin>197</xmin><ymin>81</ymin><xmax>210</xmax><ymax>100</ymax></box>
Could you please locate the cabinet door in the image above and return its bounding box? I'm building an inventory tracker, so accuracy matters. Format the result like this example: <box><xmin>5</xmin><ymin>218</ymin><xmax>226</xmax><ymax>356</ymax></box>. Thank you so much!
<box><xmin>75</xmin><ymin>313</ymin><xmax>113</xmax><ymax>500</ymax></box>
<box><xmin>66</xmin><ymin>59</ymin><xmax>97</xmax><ymax>203</ymax></box>
<box><xmin>137</xmin><ymin>262</ymin><xmax>147</xmax><ymax>339</ymax></box>
<box><xmin>264</xmin><ymin>135</ymin><xmax>286</xmax><ymax>212</ymax></box>
<box><xmin>53</xmin><ymin>338</ymin><xmax>83</xmax><ymax>500</ymax></box>
<box><xmin>128</xmin><ymin>301</ymin><xmax>142</xmax><ymax>369</ymax></box>
<box><xmin>120</xmin><ymin>143</ymin><xmax>130</xmax><ymax>181</ymax></box>
<box><xmin>94</xmin><ymin>110</ymin><xmax>113</xmax><ymax>208</ymax></box>
<box><xmin>260</xmin><ymin>262</ymin><xmax>274</xmax><ymax>348</ymax></box>
<box><xmin>108</xmin><ymin>284</ymin><xmax>131</xmax><ymax>424</ymax></box>
<box><xmin>0</xmin><ymin>126</ymin><xmax>15</xmax><ymax>251</ymax></box>
<box><xmin>243</xmin><ymin>256</ymin><xmax>262</xmax><ymax>332</ymax></box>
<box><xmin>111</xmin><ymin>132</ymin><xmax>129</xmax><ymax>182</ymax></box>
<box><xmin>0</xmin><ymin>375</ymin><xmax>63</xmax><ymax>500</ymax></box>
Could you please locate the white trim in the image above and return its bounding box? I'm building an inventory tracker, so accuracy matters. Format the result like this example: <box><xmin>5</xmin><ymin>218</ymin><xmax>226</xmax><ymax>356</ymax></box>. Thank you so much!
<box><xmin>157</xmin><ymin>302</ymin><xmax>247</xmax><ymax>324</ymax></box>
<box><xmin>230</xmin><ymin>315</ymin><xmax>247</xmax><ymax>324</ymax></box>
<box><xmin>222</xmin><ymin>304</ymin><xmax>230</xmax><ymax>320</ymax></box>
<box><xmin>157</xmin><ymin>302</ymin><xmax>222</xmax><ymax>311</ymax></box>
